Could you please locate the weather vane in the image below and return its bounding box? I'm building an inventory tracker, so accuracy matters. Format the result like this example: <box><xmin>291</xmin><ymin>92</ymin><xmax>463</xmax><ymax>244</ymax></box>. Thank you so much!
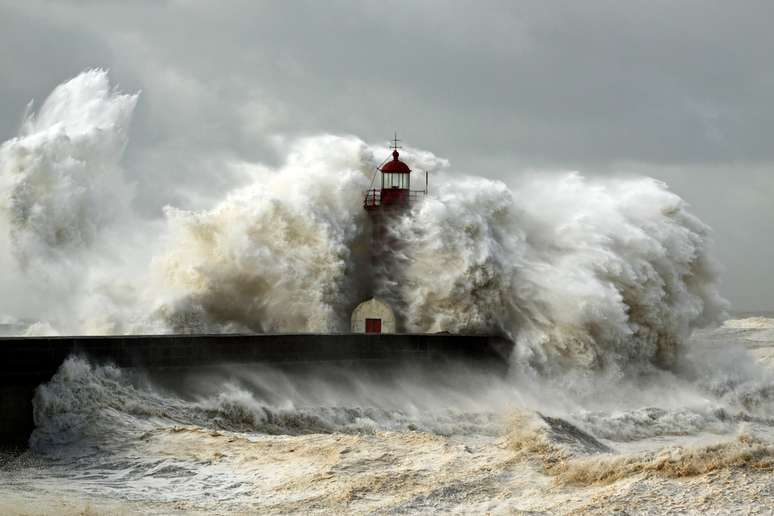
<box><xmin>390</xmin><ymin>130</ymin><xmax>402</xmax><ymax>150</ymax></box>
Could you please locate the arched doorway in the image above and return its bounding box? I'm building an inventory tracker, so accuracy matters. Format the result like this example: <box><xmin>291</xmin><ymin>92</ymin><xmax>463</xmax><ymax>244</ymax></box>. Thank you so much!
<box><xmin>351</xmin><ymin>298</ymin><xmax>396</xmax><ymax>334</ymax></box>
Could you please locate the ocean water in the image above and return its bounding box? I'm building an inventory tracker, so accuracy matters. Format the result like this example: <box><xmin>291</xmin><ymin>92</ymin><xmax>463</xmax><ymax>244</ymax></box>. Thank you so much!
<box><xmin>0</xmin><ymin>70</ymin><xmax>768</xmax><ymax>515</ymax></box>
<box><xmin>1</xmin><ymin>316</ymin><xmax>773</xmax><ymax>515</ymax></box>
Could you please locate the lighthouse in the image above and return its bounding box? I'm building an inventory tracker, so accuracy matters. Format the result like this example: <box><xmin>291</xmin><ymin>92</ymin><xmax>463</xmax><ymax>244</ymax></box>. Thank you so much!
<box><xmin>352</xmin><ymin>133</ymin><xmax>427</xmax><ymax>334</ymax></box>
<box><xmin>363</xmin><ymin>133</ymin><xmax>425</xmax><ymax>212</ymax></box>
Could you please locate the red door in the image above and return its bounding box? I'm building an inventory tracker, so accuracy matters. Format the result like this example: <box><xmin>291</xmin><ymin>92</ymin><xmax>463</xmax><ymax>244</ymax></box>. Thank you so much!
<box><xmin>365</xmin><ymin>318</ymin><xmax>382</xmax><ymax>334</ymax></box>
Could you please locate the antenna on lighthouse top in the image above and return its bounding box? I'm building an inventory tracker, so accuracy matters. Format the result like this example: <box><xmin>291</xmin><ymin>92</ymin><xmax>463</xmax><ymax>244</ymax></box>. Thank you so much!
<box><xmin>390</xmin><ymin>131</ymin><xmax>402</xmax><ymax>151</ymax></box>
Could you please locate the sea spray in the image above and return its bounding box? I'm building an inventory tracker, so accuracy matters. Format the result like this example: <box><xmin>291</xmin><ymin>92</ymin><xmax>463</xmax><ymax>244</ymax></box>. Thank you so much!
<box><xmin>390</xmin><ymin>172</ymin><xmax>726</xmax><ymax>372</ymax></box>
<box><xmin>150</xmin><ymin>136</ymin><xmax>376</xmax><ymax>333</ymax></box>
<box><xmin>0</xmin><ymin>69</ymin><xmax>137</xmax><ymax>265</ymax></box>
<box><xmin>0</xmin><ymin>69</ymin><xmax>145</xmax><ymax>335</ymax></box>
<box><xmin>0</xmin><ymin>69</ymin><xmax>727</xmax><ymax>372</ymax></box>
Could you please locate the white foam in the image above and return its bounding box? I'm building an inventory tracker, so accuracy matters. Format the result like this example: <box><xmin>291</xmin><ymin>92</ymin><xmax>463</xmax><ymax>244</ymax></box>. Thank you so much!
<box><xmin>723</xmin><ymin>317</ymin><xmax>774</xmax><ymax>330</ymax></box>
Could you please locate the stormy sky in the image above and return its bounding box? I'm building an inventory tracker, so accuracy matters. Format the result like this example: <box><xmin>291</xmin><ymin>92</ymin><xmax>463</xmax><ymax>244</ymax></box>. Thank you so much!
<box><xmin>1</xmin><ymin>0</ymin><xmax>772</xmax><ymax>310</ymax></box>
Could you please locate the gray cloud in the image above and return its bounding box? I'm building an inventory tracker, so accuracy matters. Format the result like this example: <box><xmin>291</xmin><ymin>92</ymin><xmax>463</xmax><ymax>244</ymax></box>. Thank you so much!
<box><xmin>1</xmin><ymin>0</ymin><xmax>772</xmax><ymax>309</ymax></box>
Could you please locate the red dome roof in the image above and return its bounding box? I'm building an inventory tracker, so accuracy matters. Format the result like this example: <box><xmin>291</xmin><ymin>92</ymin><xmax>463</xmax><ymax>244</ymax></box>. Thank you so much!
<box><xmin>380</xmin><ymin>150</ymin><xmax>411</xmax><ymax>173</ymax></box>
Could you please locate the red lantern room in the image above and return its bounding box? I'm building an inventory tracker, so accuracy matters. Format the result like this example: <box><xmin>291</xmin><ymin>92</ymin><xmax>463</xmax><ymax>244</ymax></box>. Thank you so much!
<box><xmin>364</xmin><ymin>132</ymin><xmax>426</xmax><ymax>211</ymax></box>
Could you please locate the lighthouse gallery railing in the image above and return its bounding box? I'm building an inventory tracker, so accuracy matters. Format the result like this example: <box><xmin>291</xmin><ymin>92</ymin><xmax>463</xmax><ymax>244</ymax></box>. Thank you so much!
<box><xmin>363</xmin><ymin>189</ymin><xmax>426</xmax><ymax>209</ymax></box>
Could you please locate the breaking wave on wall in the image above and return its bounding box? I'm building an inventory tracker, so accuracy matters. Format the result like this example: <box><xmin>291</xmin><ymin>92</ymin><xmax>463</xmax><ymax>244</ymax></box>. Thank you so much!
<box><xmin>0</xmin><ymin>69</ymin><xmax>727</xmax><ymax>373</ymax></box>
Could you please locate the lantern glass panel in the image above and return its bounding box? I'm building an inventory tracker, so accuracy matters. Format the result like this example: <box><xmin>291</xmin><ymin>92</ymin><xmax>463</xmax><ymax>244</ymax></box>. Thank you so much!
<box><xmin>382</xmin><ymin>172</ymin><xmax>410</xmax><ymax>189</ymax></box>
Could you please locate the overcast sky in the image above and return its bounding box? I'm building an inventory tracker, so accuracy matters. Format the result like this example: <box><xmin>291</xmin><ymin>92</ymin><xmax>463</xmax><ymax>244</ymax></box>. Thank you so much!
<box><xmin>1</xmin><ymin>0</ymin><xmax>772</xmax><ymax>310</ymax></box>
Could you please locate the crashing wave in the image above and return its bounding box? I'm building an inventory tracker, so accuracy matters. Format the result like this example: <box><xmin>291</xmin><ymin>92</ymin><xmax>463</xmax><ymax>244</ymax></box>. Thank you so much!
<box><xmin>0</xmin><ymin>69</ymin><xmax>136</xmax><ymax>265</ymax></box>
<box><xmin>507</xmin><ymin>411</ymin><xmax>774</xmax><ymax>485</ymax></box>
<box><xmin>30</xmin><ymin>356</ymin><xmax>505</xmax><ymax>450</ymax></box>
<box><xmin>392</xmin><ymin>173</ymin><xmax>726</xmax><ymax>371</ymax></box>
<box><xmin>0</xmin><ymin>69</ymin><xmax>727</xmax><ymax>371</ymax></box>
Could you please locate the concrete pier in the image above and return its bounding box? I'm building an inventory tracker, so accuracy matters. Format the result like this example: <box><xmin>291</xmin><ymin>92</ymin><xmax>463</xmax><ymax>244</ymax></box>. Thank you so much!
<box><xmin>0</xmin><ymin>333</ymin><xmax>512</xmax><ymax>447</ymax></box>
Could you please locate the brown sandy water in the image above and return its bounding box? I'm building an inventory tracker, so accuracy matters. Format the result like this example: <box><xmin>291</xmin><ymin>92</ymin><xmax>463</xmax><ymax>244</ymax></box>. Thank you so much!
<box><xmin>1</xmin><ymin>317</ymin><xmax>774</xmax><ymax>515</ymax></box>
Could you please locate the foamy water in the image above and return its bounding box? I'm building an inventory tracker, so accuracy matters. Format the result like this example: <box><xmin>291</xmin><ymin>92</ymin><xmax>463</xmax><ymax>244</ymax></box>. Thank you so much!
<box><xmin>0</xmin><ymin>318</ymin><xmax>773</xmax><ymax>514</ymax></box>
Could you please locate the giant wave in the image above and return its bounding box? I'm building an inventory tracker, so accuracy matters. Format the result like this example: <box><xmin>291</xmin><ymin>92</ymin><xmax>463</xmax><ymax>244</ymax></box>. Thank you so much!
<box><xmin>0</xmin><ymin>69</ymin><xmax>727</xmax><ymax>373</ymax></box>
